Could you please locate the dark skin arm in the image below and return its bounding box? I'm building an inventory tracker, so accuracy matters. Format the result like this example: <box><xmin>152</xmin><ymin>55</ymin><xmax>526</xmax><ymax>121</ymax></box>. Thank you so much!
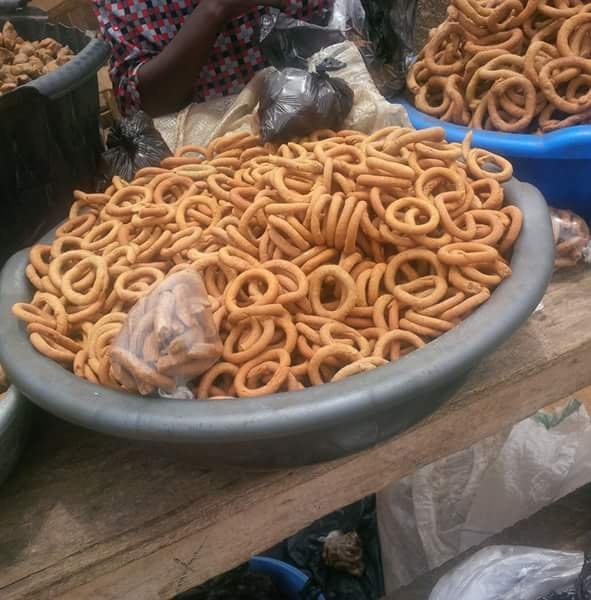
<box><xmin>138</xmin><ymin>0</ymin><xmax>287</xmax><ymax>117</ymax></box>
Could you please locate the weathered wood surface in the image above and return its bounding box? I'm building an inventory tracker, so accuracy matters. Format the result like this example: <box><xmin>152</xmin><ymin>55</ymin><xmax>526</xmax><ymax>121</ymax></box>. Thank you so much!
<box><xmin>392</xmin><ymin>481</ymin><xmax>591</xmax><ymax>600</ymax></box>
<box><xmin>0</xmin><ymin>268</ymin><xmax>590</xmax><ymax>600</ymax></box>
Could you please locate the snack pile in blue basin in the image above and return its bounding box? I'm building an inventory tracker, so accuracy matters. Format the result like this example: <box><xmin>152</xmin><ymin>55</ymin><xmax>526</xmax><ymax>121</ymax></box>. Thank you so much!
<box><xmin>402</xmin><ymin>101</ymin><xmax>591</xmax><ymax>222</ymax></box>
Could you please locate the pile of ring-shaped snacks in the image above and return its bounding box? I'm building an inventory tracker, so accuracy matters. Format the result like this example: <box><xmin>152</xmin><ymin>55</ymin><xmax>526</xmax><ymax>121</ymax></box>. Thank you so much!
<box><xmin>408</xmin><ymin>0</ymin><xmax>591</xmax><ymax>133</ymax></box>
<box><xmin>12</xmin><ymin>127</ymin><xmax>523</xmax><ymax>399</ymax></box>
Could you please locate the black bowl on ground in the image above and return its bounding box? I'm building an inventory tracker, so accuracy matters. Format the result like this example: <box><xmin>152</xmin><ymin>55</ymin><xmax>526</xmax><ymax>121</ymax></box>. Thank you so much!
<box><xmin>0</xmin><ymin>386</ymin><xmax>32</xmax><ymax>486</ymax></box>
<box><xmin>0</xmin><ymin>0</ymin><xmax>109</xmax><ymax>263</ymax></box>
<box><xmin>0</xmin><ymin>179</ymin><xmax>555</xmax><ymax>468</ymax></box>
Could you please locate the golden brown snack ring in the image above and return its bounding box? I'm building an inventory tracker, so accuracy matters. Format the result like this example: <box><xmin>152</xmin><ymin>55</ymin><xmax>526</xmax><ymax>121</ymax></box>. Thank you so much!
<box><xmin>373</xmin><ymin>329</ymin><xmax>426</xmax><ymax>361</ymax></box>
<box><xmin>223</xmin><ymin>317</ymin><xmax>276</xmax><ymax>364</ymax></box>
<box><xmin>225</xmin><ymin>268</ymin><xmax>280</xmax><ymax>315</ymax></box>
<box><xmin>28</xmin><ymin>322</ymin><xmax>82</xmax><ymax>364</ymax></box>
<box><xmin>114</xmin><ymin>267</ymin><xmax>165</xmax><ymax>303</ymax></box>
<box><xmin>308</xmin><ymin>265</ymin><xmax>358</xmax><ymax>320</ymax></box>
<box><xmin>234</xmin><ymin>349</ymin><xmax>291</xmax><ymax>397</ymax></box>
<box><xmin>195</xmin><ymin>362</ymin><xmax>238</xmax><ymax>399</ymax></box>
<box><xmin>438</xmin><ymin>242</ymin><xmax>499</xmax><ymax>266</ymax></box>
<box><xmin>13</xmin><ymin>127</ymin><xmax>522</xmax><ymax>397</ymax></box>
<box><xmin>332</xmin><ymin>357</ymin><xmax>388</xmax><ymax>382</ymax></box>
<box><xmin>319</xmin><ymin>322</ymin><xmax>371</xmax><ymax>357</ymax></box>
<box><xmin>61</xmin><ymin>256</ymin><xmax>109</xmax><ymax>306</ymax></box>
<box><xmin>56</xmin><ymin>214</ymin><xmax>97</xmax><ymax>238</ymax></box>
<box><xmin>385</xmin><ymin>249</ymin><xmax>448</xmax><ymax>308</ymax></box>
<box><xmin>308</xmin><ymin>344</ymin><xmax>363</xmax><ymax>386</ymax></box>
<box><xmin>385</xmin><ymin>197</ymin><xmax>441</xmax><ymax>236</ymax></box>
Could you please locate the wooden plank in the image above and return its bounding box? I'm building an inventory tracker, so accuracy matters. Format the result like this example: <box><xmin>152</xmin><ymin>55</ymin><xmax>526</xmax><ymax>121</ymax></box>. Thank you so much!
<box><xmin>0</xmin><ymin>268</ymin><xmax>591</xmax><ymax>599</ymax></box>
<box><xmin>391</xmin><ymin>483</ymin><xmax>591</xmax><ymax>600</ymax></box>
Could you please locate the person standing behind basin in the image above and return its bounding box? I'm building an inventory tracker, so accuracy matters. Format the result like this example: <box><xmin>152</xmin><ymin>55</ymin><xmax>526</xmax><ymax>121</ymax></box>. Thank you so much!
<box><xmin>93</xmin><ymin>0</ymin><xmax>334</xmax><ymax>117</ymax></box>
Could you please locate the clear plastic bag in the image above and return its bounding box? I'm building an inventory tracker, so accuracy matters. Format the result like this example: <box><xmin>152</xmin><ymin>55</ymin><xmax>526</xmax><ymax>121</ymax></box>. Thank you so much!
<box><xmin>329</xmin><ymin>0</ymin><xmax>401</xmax><ymax>99</ymax></box>
<box><xmin>429</xmin><ymin>546</ymin><xmax>587</xmax><ymax>600</ymax></box>
<box><xmin>551</xmin><ymin>208</ymin><xmax>591</xmax><ymax>270</ymax></box>
<box><xmin>259</xmin><ymin>1</ymin><xmax>413</xmax><ymax>100</ymax></box>
<box><xmin>258</xmin><ymin>64</ymin><xmax>354</xmax><ymax>143</ymax></box>
<box><xmin>100</xmin><ymin>111</ymin><xmax>172</xmax><ymax>184</ymax></box>
<box><xmin>328</xmin><ymin>0</ymin><xmax>368</xmax><ymax>34</ymax></box>
<box><xmin>110</xmin><ymin>270</ymin><xmax>222</xmax><ymax>398</ymax></box>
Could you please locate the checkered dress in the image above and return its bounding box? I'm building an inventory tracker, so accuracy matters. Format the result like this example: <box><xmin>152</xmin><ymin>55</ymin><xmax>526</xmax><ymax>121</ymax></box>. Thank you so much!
<box><xmin>93</xmin><ymin>0</ymin><xmax>333</xmax><ymax>115</ymax></box>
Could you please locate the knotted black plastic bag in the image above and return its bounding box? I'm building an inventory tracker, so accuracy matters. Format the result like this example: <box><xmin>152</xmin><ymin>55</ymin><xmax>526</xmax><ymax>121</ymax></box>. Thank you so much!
<box><xmin>285</xmin><ymin>497</ymin><xmax>384</xmax><ymax>600</ymax></box>
<box><xmin>100</xmin><ymin>111</ymin><xmax>171</xmax><ymax>184</ymax></box>
<box><xmin>258</xmin><ymin>63</ymin><xmax>354</xmax><ymax>143</ymax></box>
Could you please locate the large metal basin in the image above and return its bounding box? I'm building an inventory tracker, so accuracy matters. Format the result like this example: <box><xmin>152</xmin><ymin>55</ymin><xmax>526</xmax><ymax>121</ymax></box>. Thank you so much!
<box><xmin>0</xmin><ymin>179</ymin><xmax>555</xmax><ymax>468</ymax></box>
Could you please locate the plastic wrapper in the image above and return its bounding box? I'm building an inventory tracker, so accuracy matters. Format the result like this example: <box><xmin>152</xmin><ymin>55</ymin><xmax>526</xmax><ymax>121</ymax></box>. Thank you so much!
<box><xmin>429</xmin><ymin>546</ymin><xmax>588</xmax><ymax>600</ymax></box>
<box><xmin>551</xmin><ymin>209</ymin><xmax>591</xmax><ymax>270</ymax></box>
<box><xmin>259</xmin><ymin>2</ymin><xmax>405</xmax><ymax>101</ymax></box>
<box><xmin>110</xmin><ymin>270</ymin><xmax>222</xmax><ymax>398</ymax></box>
<box><xmin>100</xmin><ymin>111</ymin><xmax>172</xmax><ymax>184</ymax></box>
<box><xmin>260</xmin><ymin>12</ymin><xmax>346</xmax><ymax>70</ymax></box>
<box><xmin>328</xmin><ymin>0</ymin><xmax>368</xmax><ymax>33</ymax></box>
<box><xmin>258</xmin><ymin>64</ymin><xmax>354</xmax><ymax>143</ymax></box>
<box><xmin>330</xmin><ymin>0</ymin><xmax>406</xmax><ymax>99</ymax></box>
<box><xmin>360</xmin><ymin>0</ymin><xmax>418</xmax><ymax>97</ymax></box>
<box><xmin>539</xmin><ymin>553</ymin><xmax>591</xmax><ymax>600</ymax></box>
<box><xmin>378</xmin><ymin>400</ymin><xmax>591</xmax><ymax>592</ymax></box>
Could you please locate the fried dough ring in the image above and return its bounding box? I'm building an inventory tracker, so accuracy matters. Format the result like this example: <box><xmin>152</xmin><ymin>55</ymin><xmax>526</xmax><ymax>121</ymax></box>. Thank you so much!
<box><xmin>14</xmin><ymin>127</ymin><xmax>521</xmax><ymax>397</ymax></box>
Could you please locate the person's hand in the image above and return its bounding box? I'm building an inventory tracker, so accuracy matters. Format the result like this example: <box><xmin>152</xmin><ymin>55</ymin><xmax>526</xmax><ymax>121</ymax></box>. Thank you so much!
<box><xmin>201</xmin><ymin>0</ymin><xmax>288</xmax><ymax>22</ymax></box>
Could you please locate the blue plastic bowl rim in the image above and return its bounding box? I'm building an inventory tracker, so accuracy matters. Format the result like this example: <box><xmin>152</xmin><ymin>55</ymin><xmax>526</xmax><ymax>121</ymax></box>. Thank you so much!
<box><xmin>249</xmin><ymin>556</ymin><xmax>326</xmax><ymax>599</ymax></box>
<box><xmin>400</xmin><ymin>99</ymin><xmax>591</xmax><ymax>160</ymax></box>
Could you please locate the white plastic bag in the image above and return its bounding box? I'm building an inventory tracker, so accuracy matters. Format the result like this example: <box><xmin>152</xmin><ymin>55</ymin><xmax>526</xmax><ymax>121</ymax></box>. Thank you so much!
<box><xmin>429</xmin><ymin>546</ymin><xmax>584</xmax><ymax>600</ymax></box>
<box><xmin>378</xmin><ymin>400</ymin><xmax>591</xmax><ymax>592</ymax></box>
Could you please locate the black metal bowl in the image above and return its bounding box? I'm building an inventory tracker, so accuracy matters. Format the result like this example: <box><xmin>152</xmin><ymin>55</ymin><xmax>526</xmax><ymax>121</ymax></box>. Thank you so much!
<box><xmin>0</xmin><ymin>4</ymin><xmax>109</xmax><ymax>263</ymax></box>
<box><xmin>0</xmin><ymin>179</ymin><xmax>555</xmax><ymax>468</ymax></box>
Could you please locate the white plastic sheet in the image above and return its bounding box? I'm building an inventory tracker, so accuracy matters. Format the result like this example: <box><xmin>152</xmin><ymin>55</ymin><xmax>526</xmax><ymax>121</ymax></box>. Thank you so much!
<box><xmin>378</xmin><ymin>401</ymin><xmax>591</xmax><ymax>593</ymax></box>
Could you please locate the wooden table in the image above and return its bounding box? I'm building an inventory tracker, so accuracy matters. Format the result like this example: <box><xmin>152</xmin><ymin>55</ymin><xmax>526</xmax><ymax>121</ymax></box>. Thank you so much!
<box><xmin>1</xmin><ymin>267</ymin><xmax>591</xmax><ymax>600</ymax></box>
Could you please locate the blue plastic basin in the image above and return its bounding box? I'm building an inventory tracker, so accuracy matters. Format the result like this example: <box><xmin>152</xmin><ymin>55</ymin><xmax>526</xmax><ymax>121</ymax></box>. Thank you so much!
<box><xmin>401</xmin><ymin>101</ymin><xmax>591</xmax><ymax>221</ymax></box>
<box><xmin>249</xmin><ymin>556</ymin><xmax>325</xmax><ymax>599</ymax></box>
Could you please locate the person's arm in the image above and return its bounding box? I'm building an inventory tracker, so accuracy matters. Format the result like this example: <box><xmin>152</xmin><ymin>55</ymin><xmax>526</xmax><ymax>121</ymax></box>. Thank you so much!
<box><xmin>138</xmin><ymin>0</ymin><xmax>286</xmax><ymax>117</ymax></box>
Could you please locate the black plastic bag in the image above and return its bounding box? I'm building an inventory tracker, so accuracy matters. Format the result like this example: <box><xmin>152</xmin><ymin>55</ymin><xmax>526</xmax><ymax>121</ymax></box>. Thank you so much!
<box><xmin>270</xmin><ymin>497</ymin><xmax>384</xmax><ymax>600</ymax></box>
<box><xmin>99</xmin><ymin>110</ymin><xmax>171</xmax><ymax>184</ymax></box>
<box><xmin>360</xmin><ymin>0</ymin><xmax>418</xmax><ymax>97</ymax></box>
<box><xmin>539</xmin><ymin>553</ymin><xmax>591</xmax><ymax>600</ymax></box>
<box><xmin>260</xmin><ymin>12</ymin><xmax>345</xmax><ymax>70</ymax></box>
<box><xmin>258</xmin><ymin>64</ymin><xmax>354</xmax><ymax>143</ymax></box>
<box><xmin>259</xmin><ymin>2</ymin><xmax>417</xmax><ymax>100</ymax></box>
